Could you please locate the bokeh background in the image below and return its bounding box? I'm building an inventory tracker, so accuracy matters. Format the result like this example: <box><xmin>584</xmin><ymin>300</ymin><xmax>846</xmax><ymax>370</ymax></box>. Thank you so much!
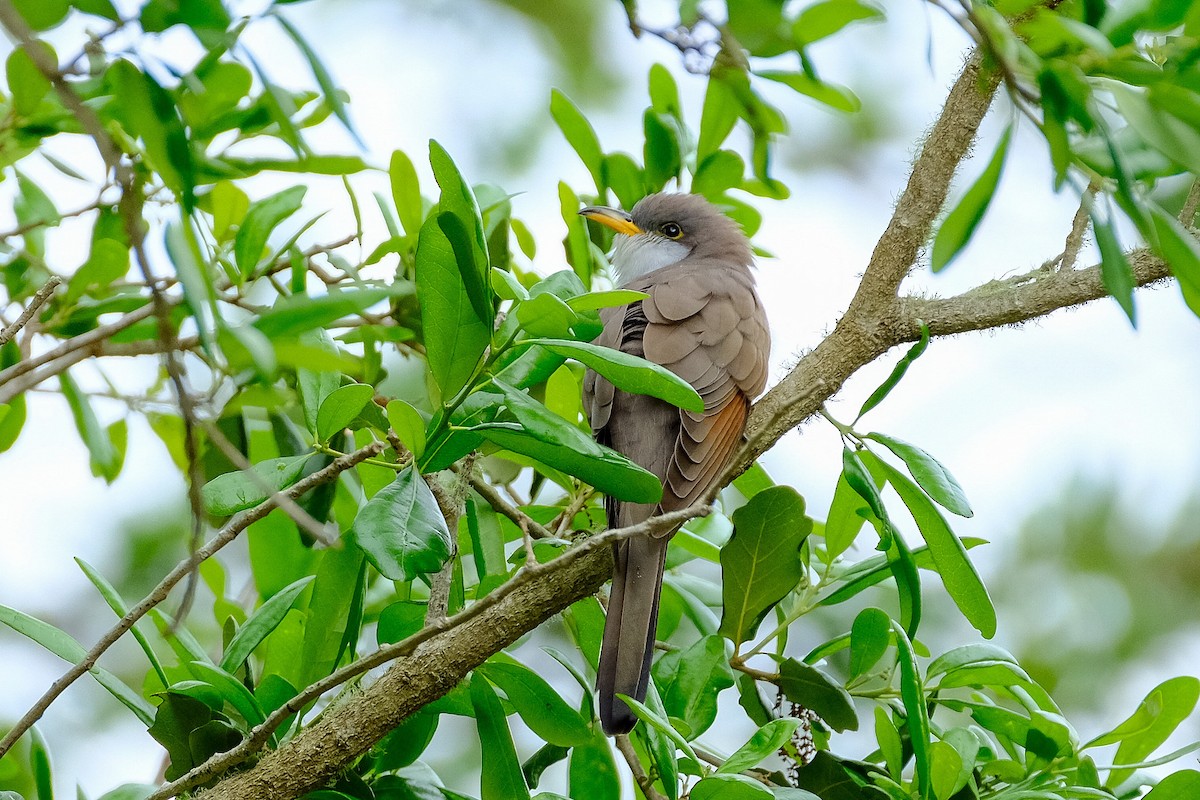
<box><xmin>2</xmin><ymin>0</ymin><xmax>1199</xmax><ymax>795</ymax></box>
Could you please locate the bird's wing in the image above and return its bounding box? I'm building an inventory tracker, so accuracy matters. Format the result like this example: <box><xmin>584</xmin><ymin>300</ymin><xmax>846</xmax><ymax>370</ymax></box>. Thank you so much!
<box><xmin>638</xmin><ymin>261</ymin><xmax>770</xmax><ymax>513</ymax></box>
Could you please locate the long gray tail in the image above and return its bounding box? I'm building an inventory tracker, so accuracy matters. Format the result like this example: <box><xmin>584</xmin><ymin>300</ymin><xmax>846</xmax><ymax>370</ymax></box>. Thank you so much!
<box><xmin>598</xmin><ymin>534</ymin><xmax>668</xmax><ymax>735</ymax></box>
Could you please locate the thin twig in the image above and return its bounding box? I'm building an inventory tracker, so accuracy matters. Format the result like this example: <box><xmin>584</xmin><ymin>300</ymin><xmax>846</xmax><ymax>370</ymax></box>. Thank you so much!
<box><xmin>615</xmin><ymin>734</ymin><xmax>668</xmax><ymax>800</ymax></box>
<box><xmin>201</xmin><ymin>420</ymin><xmax>338</xmax><ymax>547</ymax></box>
<box><xmin>148</xmin><ymin>501</ymin><xmax>712</xmax><ymax>800</ymax></box>
<box><xmin>552</xmin><ymin>485</ymin><xmax>596</xmax><ymax>537</ymax></box>
<box><xmin>1181</xmin><ymin>179</ymin><xmax>1200</xmax><ymax>227</ymax></box>
<box><xmin>0</xmin><ymin>276</ymin><xmax>61</xmax><ymax>346</ymax></box>
<box><xmin>454</xmin><ymin>464</ymin><xmax>553</xmax><ymax>540</ymax></box>
<box><xmin>0</xmin><ymin>442</ymin><xmax>384</xmax><ymax>760</ymax></box>
<box><xmin>1056</xmin><ymin>186</ymin><xmax>1095</xmax><ymax>272</ymax></box>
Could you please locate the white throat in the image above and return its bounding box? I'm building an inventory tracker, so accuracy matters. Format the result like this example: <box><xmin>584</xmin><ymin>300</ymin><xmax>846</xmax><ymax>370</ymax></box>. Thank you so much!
<box><xmin>611</xmin><ymin>234</ymin><xmax>690</xmax><ymax>285</ymax></box>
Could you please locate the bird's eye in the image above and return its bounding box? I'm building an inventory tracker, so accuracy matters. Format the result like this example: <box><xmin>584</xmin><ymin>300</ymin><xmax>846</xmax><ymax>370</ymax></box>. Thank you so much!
<box><xmin>660</xmin><ymin>222</ymin><xmax>683</xmax><ymax>239</ymax></box>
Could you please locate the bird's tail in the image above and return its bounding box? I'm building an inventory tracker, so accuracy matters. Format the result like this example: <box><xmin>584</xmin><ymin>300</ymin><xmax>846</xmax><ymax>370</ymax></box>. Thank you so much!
<box><xmin>598</xmin><ymin>534</ymin><xmax>669</xmax><ymax>735</ymax></box>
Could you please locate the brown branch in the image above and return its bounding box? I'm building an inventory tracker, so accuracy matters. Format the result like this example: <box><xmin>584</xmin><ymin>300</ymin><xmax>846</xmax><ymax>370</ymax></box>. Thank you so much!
<box><xmin>0</xmin><ymin>276</ymin><xmax>61</xmax><ymax>346</ymax></box>
<box><xmin>0</xmin><ymin>303</ymin><xmax>158</xmax><ymax>392</ymax></box>
<box><xmin>849</xmin><ymin>48</ymin><xmax>1001</xmax><ymax>311</ymax></box>
<box><xmin>615</xmin><ymin>733</ymin><xmax>668</xmax><ymax>800</ymax></box>
<box><xmin>902</xmin><ymin>247</ymin><xmax>1170</xmax><ymax>337</ymax></box>
<box><xmin>1181</xmin><ymin>179</ymin><xmax>1200</xmax><ymax>226</ymax></box>
<box><xmin>156</xmin><ymin>504</ymin><xmax>710</xmax><ymax>800</ymax></box>
<box><xmin>0</xmin><ymin>329</ymin><xmax>200</xmax><ymax>404</ymax></box>
<box><xmin>455</xmin><ymin>462</ymin><xmax>555</xmax><ymax>540</ymax></box>
<box><xmin>0</xmin><ymin>442</ymin><xmax>385</xmax><ymax>760</ymax></box>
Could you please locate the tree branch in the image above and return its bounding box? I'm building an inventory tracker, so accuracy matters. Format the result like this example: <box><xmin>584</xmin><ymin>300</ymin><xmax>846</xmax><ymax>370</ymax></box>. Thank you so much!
<box><xmin>159</xmin><ymin>504</ymin><xmax>710</xmax><ymax>800</ymax></box>
<box><xmin>0</xmin><ymin>276</ymin><xmax>61</xmax><ymax>346</ymax></box>
<box><xmin>0</xmin><ymin>442</ymin><xmax>385</xmax><ymax>760</ymax></box>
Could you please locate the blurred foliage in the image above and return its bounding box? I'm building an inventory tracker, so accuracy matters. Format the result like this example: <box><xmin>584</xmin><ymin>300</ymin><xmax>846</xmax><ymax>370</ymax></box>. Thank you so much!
<box><xmin>0</xmin><ymin>1</ymin><xmax>1199</xmax><ymax>799</ymax></box>
<box><xmin>994</xmin><ymin>480</ymin><xmax>1200</xmax><ymax>709</ymax></box>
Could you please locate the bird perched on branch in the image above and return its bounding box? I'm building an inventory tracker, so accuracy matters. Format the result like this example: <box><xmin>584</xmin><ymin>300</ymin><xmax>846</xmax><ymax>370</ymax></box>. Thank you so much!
<box><xmin>580</xmin><ymin>192</ymin><xmax>770</xmax><ymax>734</ymax></box>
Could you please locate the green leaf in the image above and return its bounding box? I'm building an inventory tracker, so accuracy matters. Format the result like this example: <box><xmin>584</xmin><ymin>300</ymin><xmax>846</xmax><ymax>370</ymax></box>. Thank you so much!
<box><xmin>437</xmin><ymin>211</ymin><xmax>493</xmax><ymax>326</ymax></box>
<box><xmin>315</xmin><ymin>383</ymin><xmax>374</xmax><ymax>442</ymax></box>
<box><xmin>840</xmin><ymin>447</ymin><xmax>888</xmax><ymax>527</ymax></box>
<box><xmin>415</xmin><ymin>211</ymin><xmax>491</xmax><ymax>399</ymax></box>
<box><xmin>649</xmin><ymin>62</ymin><xmax>681</xmax><ymax>119</ymax></box>
<box><xmin>691</xmin><ymin>774</ymin><xmax>773</xmax><ymax>799</ymax></box>
<box><xmin>793</xmin><ymin>0</ymin><xmax>884</xmax><ymax>44</ymax></box>
<box><xmin>108</xmin><ymin>60</ymin><xmax>195</xmax><ymax>208</ymax></box>
<box><xmin>692</xmin><ymin>150</ymin><xmax>746</xmax><ymax>199</ymax></box>
<box><xmin>565</xmin><ymin>289</ymin><xmax>647</xmax><ymax>312</ymax></box>
<box><xmin>698</xmin><ymin>75</ymin><xmax>739</xmax><ymax>161</ymax></box>
<box><xmin>620</xmin><ymin>695</ymin><xmax>703</xmax><ymax>772</ymax></box>
<box><xmin>928</xmin><ymin>740</ymin><xmax>966</xmax><ymax>800</ymax></box>
<box><xmin>7</xmin><ymin>41</ymin><xmax>53</xmax><ymax>116</ymax></box>
<box><xmin>719</xmin><ymin>486</ymin><xmax>811</xmax><ymax>645</ymax></box>
<box><xmin>892</xmin><ymin>622</ymin><xmax>931</xmax><ymax>798</ymax></box>
<box><xmin>0</xmin><ymin>604</ymin><xmax>154</xmax><ymax>725</ymax></box>
<box><xmin>1145</xmin><ymin>771</ymin><xmax>1200</xmax><ymax>799</ymax></box>
<box><xmin>525</xmin><ymin>337</ymin><xmax>702</xmax><ymax>412</ymax></box>
<box><xmin>201</xmin><ymin>454</ymin><xmax>313</xmax><ymax>515</ymax></box>
<box><xmin>389</xmin><ymin>149</ymin><xmax>423</xmax><ymax>238</ymax></box>
<box><xmin>651</xmin><ymin>634</ymin><xmax>735</xmax><ymax>738</ymax></box>
<box><xmin>14</xmin><ymin>0</ymin><xmax>69</xmax><ymax>29</ymax></box>
<box><xmin>386</xmin><ymin>399</ymin><xmax>427</xmax><ymax>459</ymax></box>
<box><xmin>931</xmin><ymin>125</ymin><xmax>1013</xmax><ymax>272</ymax></box>
<box><xmin>429</xmin><ymin>140</ymin><xmax>491</xmax><ymax>318</ymax></box>
<box><xmin>778</xmin><ymin>658</ymin><xmax>858</xmax><ymax>732</ymax></box>
<box><xmin>253</xmin><ymin>286</ymin><xmax>392</xmax><ymax>339</ymax></box>
<box><xmin>855</xmin><ymin>322</ymin><xmax>929</xmax><ymax>421</ymax></box>
<box><xmin>755</xmin><ymin>71</ymin><xmax>861</xmax><ymax>113</ymax></box>
<box><xmin>822</xmin><ymin>472</ymin><xmax>872</xmax><ymax>563</ymax></box>
<box><xmin>1114</xmin><ymin>84</ymin><xmax>1200</xmax><ymax>177</ymax></box>
<box><xmin>602</xmin><ymin>152</ymin><xmax>645</xmax><ymax>211</ymax></box>
<box><xmin>869</xmin><ymin>454</ymin><xmax>995</xmax><ymax>638</ymax></box>
<box><xmin>14</xmin><ymin>171</ymin><xmax>58</xmax><ymax>257</ymax></box>
<box><xmin>864</xmin><ymin>433</ymin><xmax>973</xmax><ymax>517</ymax></box>
<box><xmin>60</xmin><ymin>370</ymin><xmax>122</xmax><ymax>483</ymax></box>
<box><xmin>1092</xmin><ymin>676</ymin><xmax>1200</xmax><ymax>788</ymax></box>
<box><xmin>30</xmin><ymin>726</ymin><xmax>52</xmax><ymax>800</ymax></box>
<box><xmin>298</xmin><ymin>544</ymin><xmax>366</xmax><ymax>688</ymax></box>
<box><xmin>492</xmin><ymin>267</ymin><xmax>530</xmax><ymax>301</ymax></box>
<box><xmin>558</xmin><ymin>182</ymin><xmax>595</xmax><ymax>285</ymax></box>
<box><xmin>567</xmin><ymin>724</ymin><xmax>620</xmax><ymax>800</ymax></box>
<box><xmin>550</xmin><ymin>89</ymin><xmax>605</xmax><ymax>195</ymax></box>
<box><xmin>1092</xmin><ymin>210</ymin><xmax>1136</xmax><ymax>324</ymax></box>
<box><xmin>1149</xmin><ymin>205</ymin><xmax>1200</xmax><ymax>318</ymax></box>
<box><xmin>164</xmin><ymin>217</ymin><xmax>217</xmax><ymax>355</ymax></box>
<box><xmin>187</xmin><ymin>660</ymin><xmax>266</xmax><ymax>727</ymax></box>
<box><xmin>273</xmin><ymin>12</ymin><xmax>362</xmax><ymax>147</ymax></box>
<box><xmin>718</xmin><ymin>718</ymin><xmax>803</xmax><ymax>774</ymax></box>
<box><xmin>206</xmin><ymin>182</ymin><xmax>246</xmax><ymax>247</ymax></box>
<box><xmin>478</xmin><ymin>382</ymin><xmax>662</xmax><ymax>503</ymax></box>
<box><xmin>76</xmin><ymin>556</ymin><xmax>169</xmax><ymax>688</ymax></box>
<box><xmin>219</xmin><ymin>576</ymin><xmax>313</xmax><ymax>673</ymax></box>
<box><xmin>644</xmin><ymin>110</ymin><xmax>682</xmax><ymax>191</ymax></box>
<box><xmin>233</xmin><ymin>186</ymin><xmax>307</xmax><ymax>278</ymax></box>
<box><xmin>349</xmin><ymin>465</ymin><xmax>452</xmax><ymax>581</ymax></box>
<box><xmin>848</xmin><ymin>607</ymin><xmax>891</xmax><ymax>679</ymax></box>
<box><xmin>478</xmin><ymin>660</ymin><xmax>589</xmax><ymax>747</ymax></box>
<box><xmin>471</xmin><ymin>675</ymin><xmax>532</xmax><ymax>800</ymax></box>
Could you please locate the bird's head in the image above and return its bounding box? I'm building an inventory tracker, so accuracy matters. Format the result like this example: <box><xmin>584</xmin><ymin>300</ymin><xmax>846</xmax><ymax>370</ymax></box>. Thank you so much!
<box><xmin>579</xmin><ymin>193</ymin><xmax>751</xmax><ymax>286</ymax></box>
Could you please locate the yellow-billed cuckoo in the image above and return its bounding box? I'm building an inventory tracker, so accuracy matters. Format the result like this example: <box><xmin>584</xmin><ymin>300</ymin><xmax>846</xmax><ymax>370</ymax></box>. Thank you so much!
<box><xmin>579</xmin><ymin>193</ymin><xmax>770</xmax><ymax>734</ymax></box>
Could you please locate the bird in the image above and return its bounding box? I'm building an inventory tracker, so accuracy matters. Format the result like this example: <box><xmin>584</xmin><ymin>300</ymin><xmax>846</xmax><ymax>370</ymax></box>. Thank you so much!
<box><xmin>579</xmin><ymin>192</ymin><xmax>771</xmax><ymax>735</ymax></box>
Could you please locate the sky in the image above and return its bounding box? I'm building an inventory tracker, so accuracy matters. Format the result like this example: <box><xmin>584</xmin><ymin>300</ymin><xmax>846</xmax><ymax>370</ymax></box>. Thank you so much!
<box><xmin>1</xmin><ymin>0</ymin><xmax>1199</xmax><ymax>796</ymax></box>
